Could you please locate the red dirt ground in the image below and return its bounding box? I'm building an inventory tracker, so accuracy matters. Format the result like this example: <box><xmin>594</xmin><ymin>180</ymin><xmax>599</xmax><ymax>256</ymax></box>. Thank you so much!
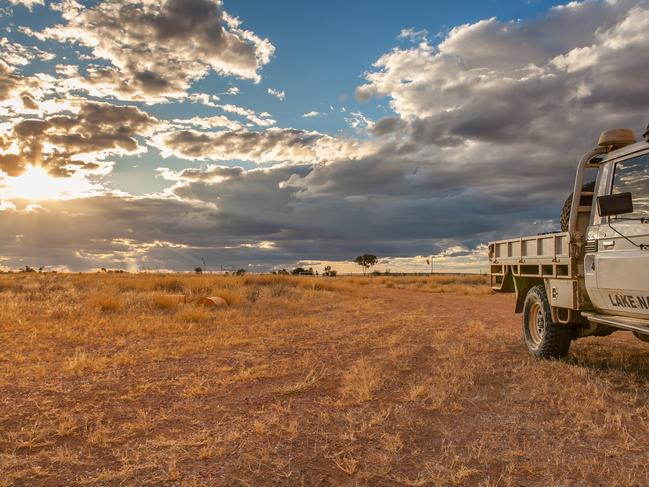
<box><xmin>2</xmin><ymin>278</ymin><xmax>649</xmax><ymax>486</ymax></box>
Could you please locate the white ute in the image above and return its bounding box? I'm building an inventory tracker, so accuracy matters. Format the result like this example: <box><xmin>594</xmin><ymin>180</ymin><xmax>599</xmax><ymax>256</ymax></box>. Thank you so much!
<box><xmin>489</xmin><ymin>126</ymin><xmax>649</xmax><ymax>358</ymax></box>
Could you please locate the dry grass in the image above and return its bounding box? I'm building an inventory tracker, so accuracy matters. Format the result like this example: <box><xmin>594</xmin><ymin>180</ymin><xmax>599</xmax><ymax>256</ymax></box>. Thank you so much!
<box><xmin>1</xmin><ymin>272</ymin><xmax>649</xmax><ymax>485</ymax></box>
<box><xmin>374</xmin><ymin>273</ymin><xmax>492</xmax><ymax>294</ymax></box>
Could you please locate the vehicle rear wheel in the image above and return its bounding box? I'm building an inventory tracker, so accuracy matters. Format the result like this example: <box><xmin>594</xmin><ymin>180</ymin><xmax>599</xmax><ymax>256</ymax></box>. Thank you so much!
<box><xmin>559</xmin><ymin>181</ymin><xmax>596</xmax><ymax>232</ymax></box>
<box><xmin>522</xmin><ymin>285</ymin><xmax>572</xmax><ymax>359</ymax></box>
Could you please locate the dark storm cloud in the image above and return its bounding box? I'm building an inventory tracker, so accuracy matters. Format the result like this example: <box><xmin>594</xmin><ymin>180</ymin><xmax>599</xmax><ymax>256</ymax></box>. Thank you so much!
<box><xmin>0</xmin><ymin>166</ymin><xmax>551</xmax><ymax>271</ymax></box>
<box><xmin>39</xmin><ymin>0</ymin><xmax>275</xmax><ymax>101</ymax></box>
<box><xmin>371</xmin><ymin>117</ymin><xmax>406</xmax><ymax>137</ymax></box>
<box><xmin>0</xmin><ymin>101</ymin><xmax>157</xmax><ymax>176</ymax></box>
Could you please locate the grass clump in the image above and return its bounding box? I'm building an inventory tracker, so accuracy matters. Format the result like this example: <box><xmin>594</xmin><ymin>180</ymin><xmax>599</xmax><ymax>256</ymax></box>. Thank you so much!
<box><xmin>88</xmin><ymin>293</ymin><xmax>124</xmax><ymax>312</ymax></box>
<box><xmin>148</xmin><ymin>294</ymin><xmax>183</xmax><ymax>311</ymax></box>
<box><xmin>151</xmin><ymin>278</ymin><xmax>184</xmax><ymax>293</ymax></box>
<box><xmin>178</xmin><ymin>307</ymin><xmax>212</xmax><ymax>323</ymax></box>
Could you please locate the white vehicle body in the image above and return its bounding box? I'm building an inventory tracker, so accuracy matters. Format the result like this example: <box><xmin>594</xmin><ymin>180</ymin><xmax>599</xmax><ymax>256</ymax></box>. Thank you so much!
<box><xmin>489</xmin><ymin>128</ymin><xmax>649</xmax><ymax>355</ymax></box>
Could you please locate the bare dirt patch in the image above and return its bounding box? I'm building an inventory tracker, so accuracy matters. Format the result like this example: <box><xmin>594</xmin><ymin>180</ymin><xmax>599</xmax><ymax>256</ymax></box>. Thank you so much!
<box><xmin>1</xmin><ymin>274</ymin><xmax>649</xmax><ymax>486</ymax></box>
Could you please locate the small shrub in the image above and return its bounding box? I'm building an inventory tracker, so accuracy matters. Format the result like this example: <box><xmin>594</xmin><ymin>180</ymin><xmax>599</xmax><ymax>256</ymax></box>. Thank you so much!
<box><xmin>246</xmin><ymin>287</ymin><xmax>261</xmax><ymax>303</ymax></box>
<box><xmin>269</xmin><ymin>283</ymin><xmax>290</xmax><ymax>297</ymax></box>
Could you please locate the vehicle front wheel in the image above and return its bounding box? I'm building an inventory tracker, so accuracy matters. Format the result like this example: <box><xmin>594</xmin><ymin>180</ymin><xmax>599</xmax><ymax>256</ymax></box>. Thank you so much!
<box><xmin>522</xmin><ymin>285</ymin><xmax>572</xmax><ymax>359</ymax></box>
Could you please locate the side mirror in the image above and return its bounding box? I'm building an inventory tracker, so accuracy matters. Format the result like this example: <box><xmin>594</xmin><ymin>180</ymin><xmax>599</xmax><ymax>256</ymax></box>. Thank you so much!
<box><xmin>597</xmin><ymin>192</ymin><xmax>634</xmax><ymax>217</ymax></box>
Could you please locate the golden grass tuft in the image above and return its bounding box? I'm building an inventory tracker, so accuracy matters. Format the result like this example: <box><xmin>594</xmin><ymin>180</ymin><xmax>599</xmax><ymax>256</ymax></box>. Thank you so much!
<box><xmin>211</xmin><ymin>288</ymin><xmax>243</xmax><ymax>305</ymax></box>
<box><xmin>151</xmin><ymin>277</ymin><xmax>185</xmax><ymax>293</ymax></box>
<box><xmin>339</xmin><ymin>357</ymin><xmax>381</xmax><ymax>403</ymax></box>
<box><xmin>178</xmin><ymin>307</ymin><xmax>212</xmax><ymax>323</ymax></box>
<box><xmin>0</xmin><ymin>277</ymin><xmax>14</xmax><ymax>292</ymax></box>
<box><xmin>88</xmin><ymin>293</ymin><xmax>124</xmax><ymax>312</ymax></box>
<box><xmin>148</xmin><ymin>294</ymin><xmax>183</xmax><ymax>310</ymax></box>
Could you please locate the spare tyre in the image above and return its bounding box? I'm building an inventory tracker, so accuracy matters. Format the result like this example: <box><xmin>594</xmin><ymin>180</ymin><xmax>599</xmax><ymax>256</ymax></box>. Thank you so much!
<box><xmin>560</xmin><ymin>181</ymin><xmax>596</xmax><ymax>232</ymax></box>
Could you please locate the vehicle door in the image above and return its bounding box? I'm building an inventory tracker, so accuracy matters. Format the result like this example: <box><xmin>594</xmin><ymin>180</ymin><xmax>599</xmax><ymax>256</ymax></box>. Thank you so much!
<box><xmin>595</xmin><ymin>152</ymin><xmax>649</xmax><ymax>318</ymax></box>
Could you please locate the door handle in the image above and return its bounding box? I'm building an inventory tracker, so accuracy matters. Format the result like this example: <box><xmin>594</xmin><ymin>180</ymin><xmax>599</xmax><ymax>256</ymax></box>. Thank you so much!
<box><xmin>602</xmin><ymin>240</ymin><xmax>616</xmax><ymax>249</ymax></box>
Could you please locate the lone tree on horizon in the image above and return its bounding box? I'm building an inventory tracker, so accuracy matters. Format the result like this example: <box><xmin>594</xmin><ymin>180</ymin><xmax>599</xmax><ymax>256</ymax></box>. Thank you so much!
<box><xmin>354</xmin><ymin>254</ymin><xmax>377</xmax><ymax>275</ymax></box>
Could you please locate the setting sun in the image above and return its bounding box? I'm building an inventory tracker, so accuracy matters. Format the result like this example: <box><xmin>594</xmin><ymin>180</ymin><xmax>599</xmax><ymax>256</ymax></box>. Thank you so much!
<box><xmin>3</xmin><ymin>165</ymin><xmax>95</xmax><ymax>201</ymax></box>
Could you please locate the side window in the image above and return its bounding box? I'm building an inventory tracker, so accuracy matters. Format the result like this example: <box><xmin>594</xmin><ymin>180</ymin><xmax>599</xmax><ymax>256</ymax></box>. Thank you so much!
<box><xmin>611</xmin><ymin>153</ymin><xmax>649</xmax><ymax>219</ymax></box>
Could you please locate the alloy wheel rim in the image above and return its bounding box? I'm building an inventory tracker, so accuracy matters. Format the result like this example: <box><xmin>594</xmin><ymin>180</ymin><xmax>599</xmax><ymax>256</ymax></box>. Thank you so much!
<box><xmin>528</xmin><ymin>302</ymin><xmax>545</xmax><ymax>346</ymax></box>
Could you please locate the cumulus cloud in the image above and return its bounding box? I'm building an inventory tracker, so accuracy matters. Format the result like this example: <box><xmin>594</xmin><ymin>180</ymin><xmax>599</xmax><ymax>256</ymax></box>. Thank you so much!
<box><xmin>398</xmin><ymin>28</ymin><xmax>428</xmax><ymax>42</ymax></box>
<box><xmin>0</xmin><ymin>100</ymin><xmax>157</xmax><ymax>177</ymax></box>
<box><xmin>302</xmin><ymin>111</ymin><xmax>321</xmax><ymax>118</ymax></box>
<box><xmin>172</xmin><ymin>115</ymin><xmax>243</xmax><ymax>131</ymax></box>
<box><xmin>341</xmin><ymin>0</ymin><xmax>649</xmax><ymax>217</ymax></box>
<box><xmin>357</xmin><ymin>0</ymin><xmax>648</xmax><ymax>145</ymax></box>
<box><xmin>186</xmin><ymin>92</ymin><xmax>221</xmax><ymax>107</ymax></box>
<box><xmin>158</xmin><ymin>164</ymin><xmax>244</xmax><ymax>183</ymax></box>
<box><xmin>0</xmin><ymin>37</ymin><xmax>54</xmax><ymax>67</ymax></box>
<box><xmin>155</xmin><ymin>127</ymin><xmax>366</xmax><ymax>164</ymax></box>
<box><xmin>0</xmin><ymin>62</ymin><xmax>21</xmax><ymax>103</ymax></box>
<box><xmin>346</xmin><ymin>111</ymin><xmax>373</xmax><ymax>130</ymax></box>
<box><xmin>0</xmin><ymin>40</ymin><xmax>57</xmax><ymax>113</ymax></box>
<box><xmin>267</xmin><ymin>87</ymin><xmax>285</xmax><ymax>100</ymax></box>
<box><xmin>8</xmin><ymin>0</ymin><xmax>44</xmax><ymax>10</ymax></box>
<box><xmin>38</xmin><ymin>0</ymin><xmax>275</xmax><ymax>101</ymax></box>
<box><xmin>218</xmin><ymin>103</ymin><xmax>276</xmax><ymax>126</ymax></box>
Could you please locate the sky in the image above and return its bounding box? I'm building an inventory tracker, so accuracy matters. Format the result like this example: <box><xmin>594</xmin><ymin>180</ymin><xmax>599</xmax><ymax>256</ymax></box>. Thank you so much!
<box><xmin>0</xmin><ymin>0</ymin><xmax>648</xmax><ymax>274</ymax></box>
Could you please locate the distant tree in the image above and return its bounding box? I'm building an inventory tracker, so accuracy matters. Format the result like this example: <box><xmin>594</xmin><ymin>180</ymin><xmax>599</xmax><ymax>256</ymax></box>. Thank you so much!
<box><xmin>235</xmin><ymin>269</ymin><xmax>246</xmax><ymax>276</ymax></box>
<box><xmin>194</xmin><ymin>267</ymin><xmax>203</xmax><ymax>274</ymax></box>
<box><xmin>291</xmin><ymin>267</ymin><xmax>314</xmax><ymax>276</ymax></box>
<box><xmin>323</xmin><ymin>266</ymin><xmax>337</xmax><ymax>277</ymax></box>
<box><xmin>277</xmin><ymin>269</ymin><xmax>289</xmax><ymax>275</ymax></box>
<box><xmin>100</xmin><ymin>267</ymin><xmax>107</xmax><ymax>273</ymax></box>
<box><xmin>21</xmin><ymin>265</ymin><xmax>36</xmax><ymax>273</ymax></box>
<box><xmin>354</xmin><ymin>254</ymin><xmax>377</xmax><ymax>275</ymax></box>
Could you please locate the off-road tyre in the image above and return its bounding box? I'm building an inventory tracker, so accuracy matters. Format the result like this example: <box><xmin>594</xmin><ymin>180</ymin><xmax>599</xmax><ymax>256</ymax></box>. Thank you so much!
<box><xmin>522</xmin><ymin>285</ymin><xmax>572</xmax><ymax>359</ymax></box>
<box><xmin>560</xmin><ymin>181</ymin><xmax>596</xmax><ymax>232</ymax></box>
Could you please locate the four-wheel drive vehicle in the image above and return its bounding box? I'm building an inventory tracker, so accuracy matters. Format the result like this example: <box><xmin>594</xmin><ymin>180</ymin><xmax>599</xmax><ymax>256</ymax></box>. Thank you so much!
<box><xmin>489</xmin><ymin>127</ymin><xmax>649</xmax><ymax>358</ymax></box>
